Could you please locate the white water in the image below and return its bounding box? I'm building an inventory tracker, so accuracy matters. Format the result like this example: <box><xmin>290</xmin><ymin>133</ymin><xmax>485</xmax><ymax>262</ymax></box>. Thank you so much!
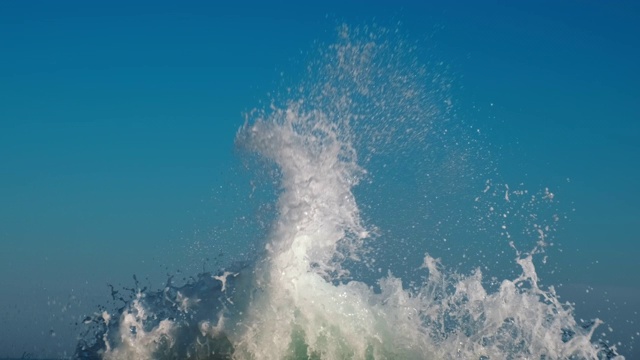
<box><xmin>94</xmin><ymin>25</ymin><xmax>623</xmax><ymax>360</ymax></box>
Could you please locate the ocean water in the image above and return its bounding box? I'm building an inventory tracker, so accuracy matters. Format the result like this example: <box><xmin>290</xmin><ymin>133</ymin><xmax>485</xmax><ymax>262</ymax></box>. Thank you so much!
<box><xmin>68</xmin><ymin>26</ymin><xmax>623</xmax><ymax>360</ymax></box>
<box><xmin>1</xmin><ymin>2</ymin><xmax>638</xmax><ymax>360</ymax></box>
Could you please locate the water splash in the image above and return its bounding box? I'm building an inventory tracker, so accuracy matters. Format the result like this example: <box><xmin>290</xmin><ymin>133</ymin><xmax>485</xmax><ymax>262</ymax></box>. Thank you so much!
<box><xmin>75</xmin><ymin>25</ymin><xmax>623</xmax><ymax>360</ymax></box>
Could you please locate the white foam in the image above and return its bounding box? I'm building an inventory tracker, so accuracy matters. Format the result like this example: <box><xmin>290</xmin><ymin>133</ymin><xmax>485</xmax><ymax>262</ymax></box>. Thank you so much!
<box><xmin>103</xmin><ymin>293</ymin><xmax>176</xmax><ymax>360</ymax></box>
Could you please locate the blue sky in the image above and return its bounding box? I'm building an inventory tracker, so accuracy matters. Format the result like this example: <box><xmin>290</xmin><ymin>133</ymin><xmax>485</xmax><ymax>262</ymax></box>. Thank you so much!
<box><xmin>0</xmin><ymin>0</ymin><xmax>638</xmax><ymax>357</ymax></box>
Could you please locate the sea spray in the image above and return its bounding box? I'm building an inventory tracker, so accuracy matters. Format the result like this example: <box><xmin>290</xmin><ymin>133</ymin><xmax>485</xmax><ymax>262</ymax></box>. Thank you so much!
<box><xmin>75</xmin><ymin>25</ymin><xmax>623</xmax><ymax>360</ymax></box>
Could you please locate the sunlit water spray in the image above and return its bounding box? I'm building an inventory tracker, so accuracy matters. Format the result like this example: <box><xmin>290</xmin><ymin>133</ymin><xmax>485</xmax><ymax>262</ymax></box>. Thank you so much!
<box><xmin>75</xmin><ymin>25</ymin><xmax>623</xmax><ymax>360</ymax></box>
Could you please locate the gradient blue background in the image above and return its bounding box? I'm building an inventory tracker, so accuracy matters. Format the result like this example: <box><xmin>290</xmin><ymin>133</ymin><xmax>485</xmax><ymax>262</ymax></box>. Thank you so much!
<box><xmin>1</xmin><ymin>1</ymin><xmax>638</xmax><ymax>358</ymax></box>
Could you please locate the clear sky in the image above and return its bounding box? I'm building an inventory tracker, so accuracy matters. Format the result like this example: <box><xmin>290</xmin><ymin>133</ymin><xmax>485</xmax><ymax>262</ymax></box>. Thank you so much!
<box><xmin>1</xmin><ymin>0</ymin><xmax>638</xmax><ymax>357</ymax></box>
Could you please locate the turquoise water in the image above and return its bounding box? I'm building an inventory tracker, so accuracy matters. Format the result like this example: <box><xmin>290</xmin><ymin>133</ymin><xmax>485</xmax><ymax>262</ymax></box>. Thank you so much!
<box><xmin>0</xmin><ymin>2</ymin><xmax>638</xmax><ymax>359</ymax></box>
